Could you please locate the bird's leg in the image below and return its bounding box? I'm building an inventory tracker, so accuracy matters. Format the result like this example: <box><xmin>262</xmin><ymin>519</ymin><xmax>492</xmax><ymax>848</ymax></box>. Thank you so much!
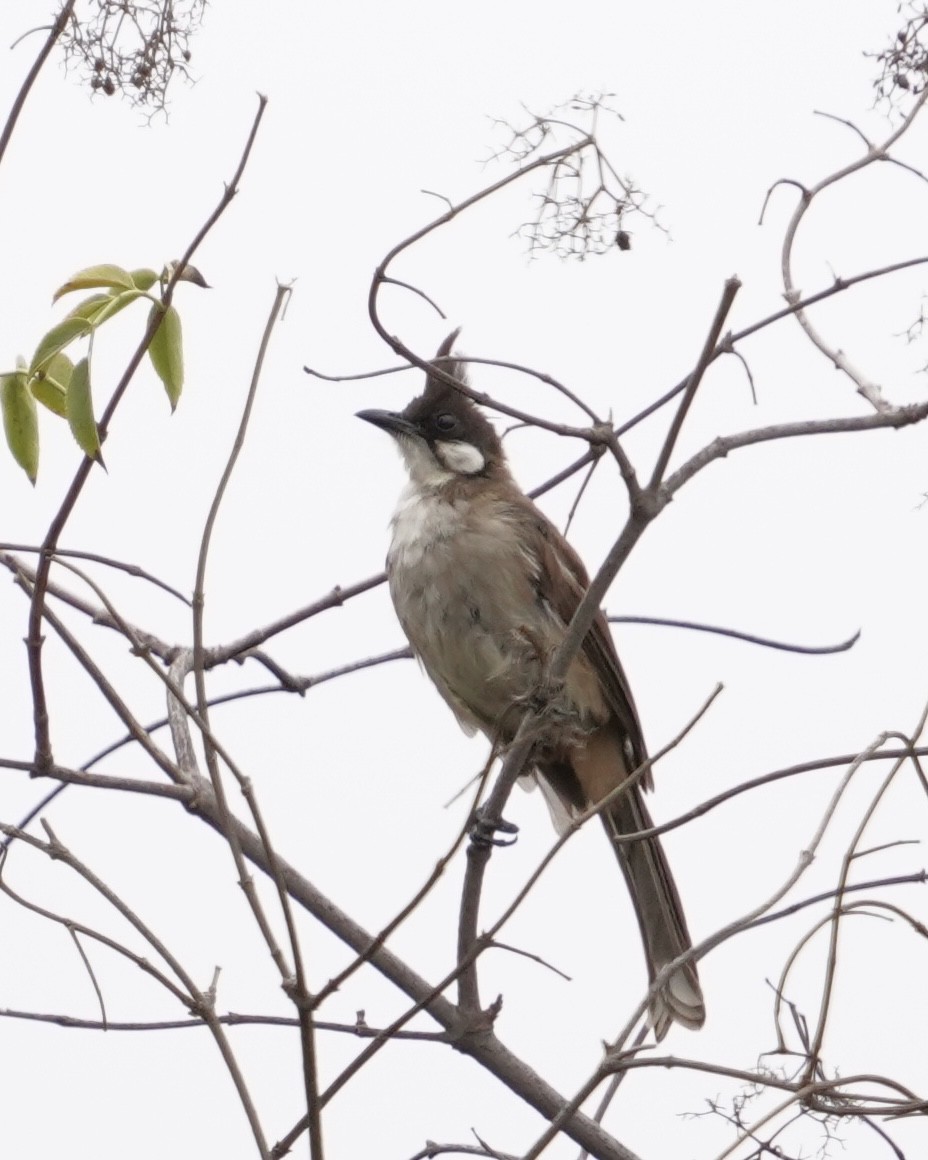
<box><xmin>469</xmin><ymin>805</ymin><xmax>520</xmax><ymax>848</ymax></box>
<box><xmin>511</xmin><ymin>626</ymin><xmax>579</xmax><ymax>739</ymax></box>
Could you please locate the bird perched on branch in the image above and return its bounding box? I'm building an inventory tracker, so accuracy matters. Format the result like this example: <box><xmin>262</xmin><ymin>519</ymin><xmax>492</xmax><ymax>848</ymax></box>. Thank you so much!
<box><xmin>357</xmin><ymin>333</ymin><xmax>704</xmax><ymax>1039</ymax></box>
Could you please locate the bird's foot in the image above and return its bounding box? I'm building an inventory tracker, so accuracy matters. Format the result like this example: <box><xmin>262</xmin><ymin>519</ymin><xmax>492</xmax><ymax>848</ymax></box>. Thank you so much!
<box><xmin>469</xmin><ymin>806</ymin><xmax>519</xmax><ymax>848</ymax></box>
<box><xmin>515</xmin><ymin>677</ymin><xmax>584</xmax><ymax>743</ymax></box>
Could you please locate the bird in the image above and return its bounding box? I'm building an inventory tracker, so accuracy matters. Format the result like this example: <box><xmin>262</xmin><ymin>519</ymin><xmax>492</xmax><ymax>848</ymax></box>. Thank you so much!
<box><xmin>357</xmin><ymin>333</ymin><xmax>705</xmax><ymax>1039</ymax></box>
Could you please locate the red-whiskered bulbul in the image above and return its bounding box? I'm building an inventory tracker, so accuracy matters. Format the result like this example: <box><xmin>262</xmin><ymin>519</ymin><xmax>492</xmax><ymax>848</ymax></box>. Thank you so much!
<box><xmin>357</xmin><ymin>334</ymin><xmax>704</xmax><ymax>1039</ymax></box>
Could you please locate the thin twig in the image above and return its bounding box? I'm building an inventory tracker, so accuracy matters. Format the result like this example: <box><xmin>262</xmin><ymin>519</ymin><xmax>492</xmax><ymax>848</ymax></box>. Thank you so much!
<box><xmin>312</xmin><ymin>751</ymin><xmax>493</xmax><ymax>1008</ymax></box>
<box><xmin>575</xmin><ymin>1026</ymin><xmax>650</xmax><ymax>1160</ymax></box>
<box><xmin>564</xmin><ymin>455</ymin><xmax>601</xmax><ymax>536</ymax></box>
<box><xmin>0</xmin><ymin>0</ymin><xmax>77</xmax><ymax>173</ymax></box>
<box><xmin>0</xmin><ymin>543</ymin><xmax>190</xmax><ymax>604</ymax></box>
<box><xmin>609</xmin><ymin>615</ymin><xmax>859</xmax><ymax>656</ymax></box>
<box><xmin>188</xmin><ymin>281</ymin><xmax>324</xmax><ymax>1158</ymax></box>
<box><xmin>663</xmin><ymin>403</ymin><xmax>928</xmax><ymax>500</ymax></box>
<box><xmin>649</xmin><ymin>276</ymin><xmax>741</xmax><ymax>487</ymax></box>
<box><xmin>803</xmin><ymin>701</ymin><xmax>928</xmax><ymax>1080</ymax></box>
<box><xmin>25</xmin><ymin>94</ymin><xmax>267</xmax><ymax>772</ymax></box>
<box><xmin>779</xmin><ymin>87</ymin><xmax>928</xmax><ymax>411</ymax></box>
<box><xmin>0</xmin><ymin>862</ymin><xmax>191</xmax><ymax>1006</ymax></box>
<box><xmin>0</xmin><ymin>1007</ymin><xmax>451</xmax><ymax>1039</ymax></box>
<box><xmin>522</xmin><ymin>730</ymin><xmax>897</xmax><ymax>1159</ymax></box>
<box><xmin>3</xmin><ymin>819</ymin><xmax>270</xmax><ymax>1158</ymax></box>
<box><xmin>746</xmin><ymin>871</ymin><xmax>927</xmax><ymax>931</ymax></box>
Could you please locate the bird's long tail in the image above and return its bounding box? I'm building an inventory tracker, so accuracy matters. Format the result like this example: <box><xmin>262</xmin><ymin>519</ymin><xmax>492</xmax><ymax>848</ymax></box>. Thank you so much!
<box><xmin>603</xmin><ymin>787</ymin><xmax>705</xmax><ymax>1040</ymax></box>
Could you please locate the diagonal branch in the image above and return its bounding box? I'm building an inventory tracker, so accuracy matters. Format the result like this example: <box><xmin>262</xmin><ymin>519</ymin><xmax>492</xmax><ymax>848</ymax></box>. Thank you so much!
<box><xmin>0</xmin><ymin>1</ymin><xmax>77</xmax><ymax>174</ymax></box>
<box><xmin>648</xmin><ymin>276</ymin><xmax>741</xmax><ymax>487</ymax></box>
<box><xmin>25</xmin><ymin>94</ymin><xmax>268</xmax><ymax>773</ymax></box>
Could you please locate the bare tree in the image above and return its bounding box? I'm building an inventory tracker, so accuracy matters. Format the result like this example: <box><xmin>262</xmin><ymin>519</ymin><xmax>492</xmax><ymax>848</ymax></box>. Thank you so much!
<box><xmin>1</xmin><ymin>5</ymin><xmax>927</xmax><ymax>1160</ymax></box>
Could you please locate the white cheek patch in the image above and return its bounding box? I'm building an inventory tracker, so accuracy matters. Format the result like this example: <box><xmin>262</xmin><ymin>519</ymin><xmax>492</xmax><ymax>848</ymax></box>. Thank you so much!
<box><xmin>434</xmin><ymin>440</ymin><xmax>485</xmax><ymax>475</ymax></box>
<box><xmin>397</xmin><ymin>435</ymin><xmax>453</xmax><ymax>487</ymax></box>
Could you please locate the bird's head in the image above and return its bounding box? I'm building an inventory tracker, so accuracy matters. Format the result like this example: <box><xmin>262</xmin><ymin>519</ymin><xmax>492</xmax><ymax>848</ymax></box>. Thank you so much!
<box><xmin>357</xmin><ymin>332</ymin><xmax>510</xmax><ymax>487</ymax></box>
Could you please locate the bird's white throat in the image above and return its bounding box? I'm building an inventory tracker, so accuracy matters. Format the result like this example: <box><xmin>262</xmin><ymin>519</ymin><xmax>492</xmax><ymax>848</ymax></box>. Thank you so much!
<box><xmin>388</xmin><ymin>482</ymin><xmax>466</xmax><ymax>568</ymax></box>
<box><xmin>395</xmin><ymin>434</ymin><xmax>485</xmax><ymax>487</ymax></box>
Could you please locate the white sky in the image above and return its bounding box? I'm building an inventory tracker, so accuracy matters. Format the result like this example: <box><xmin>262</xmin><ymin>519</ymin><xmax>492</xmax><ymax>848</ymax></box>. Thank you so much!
<box><xmin>1</xmin><ymin>2</ymin><xmax>927</xmax><ymax>1158</ymax></box>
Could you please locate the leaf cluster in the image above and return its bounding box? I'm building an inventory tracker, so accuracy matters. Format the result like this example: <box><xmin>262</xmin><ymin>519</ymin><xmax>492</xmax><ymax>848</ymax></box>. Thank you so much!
<box><xmin>1</xmin><ymin>261</ymin><xmax>204</xmax><ymax>482</ymax></box>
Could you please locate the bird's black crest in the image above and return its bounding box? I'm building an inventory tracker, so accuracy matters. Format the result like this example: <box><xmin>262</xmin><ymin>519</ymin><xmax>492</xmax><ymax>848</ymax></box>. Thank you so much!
<box><xmin>421</xmin><ymin>327</ymin><xmax>467</xmax><ymax>407</ymax></box>
<box><xmin>402</xmin><ymin>332</ymin><xmax>503</xmax><ymax>458</ymax></box>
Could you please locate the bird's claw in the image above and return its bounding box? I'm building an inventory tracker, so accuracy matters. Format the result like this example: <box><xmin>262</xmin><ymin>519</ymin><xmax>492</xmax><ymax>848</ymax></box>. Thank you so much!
<box><xmin>470</xmin><ymin>807</ymin><xmax>519</xmax><ymax>848</ymax></box>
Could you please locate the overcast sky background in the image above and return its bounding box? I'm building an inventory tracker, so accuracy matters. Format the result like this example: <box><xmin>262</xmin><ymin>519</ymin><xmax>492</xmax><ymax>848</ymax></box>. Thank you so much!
<box><xmin>1</xmin><ymin>2</ymin><xmax>927</xmax><ymax>1158</ymax></box>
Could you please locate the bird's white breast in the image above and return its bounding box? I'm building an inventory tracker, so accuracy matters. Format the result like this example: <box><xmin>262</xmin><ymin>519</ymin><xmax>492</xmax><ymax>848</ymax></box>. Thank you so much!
<box><xmin>388</xmin><ymin>482</ymin><xmax>465</xmax><ymax>570</ymax></box>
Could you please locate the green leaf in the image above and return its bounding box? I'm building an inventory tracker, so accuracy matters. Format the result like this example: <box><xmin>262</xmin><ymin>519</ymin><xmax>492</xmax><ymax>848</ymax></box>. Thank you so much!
<box><xmin>147</xmin><ymin>302</ymin><xmax>184</xmax><ymax>410</ymax></box>
<box><xmin>52</xmin><ymin>263</ymin><xmax>135</xmax><ymax>302</ymax></box>
<box><xmin>93</xmin><ymin>288</ymin><xmax>143</xmax><ymax>326</ymax></box>
<box><xmin>66</xmin><ymin>357</ymin><xmax>102</xmax><ymax>462</ymax></box>
<box><xmin>130</xmin><ymin>268</ymin><xmax>159</xmax><ymax>291</ymax></box>
<box><xmin>44</xmin><ymin>352</ymin><xmax>74</xmax><ymax>389</ymax></box>
<box><xmin>1</xmin><ymin>371</ymin><xmax>39</xmax><ymax>482</ymax></box>
<box><xmin>63</xmin><ymin>289</ymin><xmax>143</xmax><ymax>331</ymax></box>
<box><xmin>64</xmin><ymin>293</ymin><xmax>113</xmax><ymax>324</ymax></box>
<box><xmin>30</xmin><ymin>351</ymin><xmax>73</xmax><ymax>417</ymax></box>
<box><xmin>29</xmin><ymin>316</ymin><xmax>90</xmax><ymax>375</ymax></box>
<box><xmin>31</xmin><ymin>375</ymin><xmax>68</xmax><ymax>417</ymax></box>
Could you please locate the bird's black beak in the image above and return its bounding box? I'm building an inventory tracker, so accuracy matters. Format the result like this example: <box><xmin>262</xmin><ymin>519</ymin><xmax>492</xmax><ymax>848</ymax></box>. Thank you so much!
<box><xmin>356</xmin><ymin>409</ymin><xmax>418</xmax><ymax>439</ymax></box>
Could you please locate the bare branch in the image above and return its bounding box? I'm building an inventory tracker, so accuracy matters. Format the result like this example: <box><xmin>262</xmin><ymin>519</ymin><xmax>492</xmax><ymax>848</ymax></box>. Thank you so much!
<box><xmin>0</xmin><ymin>542</ymin><xmax>190</xmax><ymax>604</ymax></box>
<box><xmin>609</xmin><ymin>615</ymin><xmax>860</xmax><ymax>656</ymax></box>
<box><xmin>0</xmin><ymin>1</ymin><xmax>77</xmax><ymax>174</ymax></box>
<box><xmin>1</xmin><ymin>818</ymin><xmax>270</xmax><ymax>1157</ymax></box>
<box><xmin>664</xmin><ymin>402</ymin><xmax>928</xmax><ymax>499</ymax></box>
<box><xmin>649</xmin><ymin>276</ymin><xmax>741</xmax><ymax>486</ymax></box>
<box><xmin>26</xmin><ymin>93</ymin><xmax>268</xmax><ymax>773</ymax></box>
<box><xmin>779</xmin><ymin>87</ymin><xmax>928</xmax><ymax>410</ymax></box>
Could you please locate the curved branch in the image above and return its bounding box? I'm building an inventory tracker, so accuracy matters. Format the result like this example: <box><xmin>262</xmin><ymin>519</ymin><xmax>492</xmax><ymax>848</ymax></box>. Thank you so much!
<box><xmin>779</xmin><ymin>87</ymin><xmax>928</xmax><ymax>410</ymax></box>
<box><xmin>609</xmin><ymin>615</ymin><xmax>860</xmax><ymax>655</ymax></box>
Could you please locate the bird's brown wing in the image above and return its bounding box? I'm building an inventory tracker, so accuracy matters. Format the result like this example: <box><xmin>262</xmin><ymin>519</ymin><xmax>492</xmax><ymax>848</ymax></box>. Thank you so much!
<box><xmin>521</xmin><ymin>499</ymin><xmax>653</xmax><ymax>790</ymax></box>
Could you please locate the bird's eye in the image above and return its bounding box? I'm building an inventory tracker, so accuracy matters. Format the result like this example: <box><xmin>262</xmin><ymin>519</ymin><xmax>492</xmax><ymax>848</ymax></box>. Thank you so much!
<box><xmin>434</xmin><ymin>412</ymin><xmax>457</xmax><ymax>432</ymax></box>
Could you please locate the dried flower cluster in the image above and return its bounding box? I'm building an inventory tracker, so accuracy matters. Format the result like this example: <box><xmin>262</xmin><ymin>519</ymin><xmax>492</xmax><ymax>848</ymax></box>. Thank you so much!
<box><xmin>61</xmin><ymin>0</ymin><xmax>205</xmax><ymax>110</ymax></box>
<box><xmin>492</xmin><ymin>95</ymin><xmax>659</xmax><ymax>260</ymax></box>
<box><xmin>870</xmin><ymin>2</ymin><xmax>928</xmax><ymax>103</ymax></box>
